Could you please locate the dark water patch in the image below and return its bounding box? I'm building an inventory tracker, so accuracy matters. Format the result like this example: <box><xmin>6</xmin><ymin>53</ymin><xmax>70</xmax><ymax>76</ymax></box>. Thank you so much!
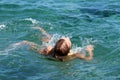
<box><xmin>58</xmin><ymin>20</ymin><xmax>74</xmax><ymax>28</ymax></box>
<box><xmin>0</xmin><ymin>53</ymin><xmax>40</xmax><ymax>80</ymax></box>
<box><xmin>80</xmin><ymin>7</ymin><xmax>120</xmax><ymax>17</ymax></box>
<box><xmin>104</xmin><ymin>48</ymin><xmax>120</xmax><ymax>61</ymax></box>
<box><xmin>79</xmin><ymin>14</ymin><xmax>93</xmax><ymax>22</ymax></box>
<box><xmin>105</xmin><ymin>65</ymin><xmax>120</xmax><ymax>77</ymax></box>
<box><xmin>0</xmin><ymin>9</ymin><xmax>24</xmax><ymax>20</ymax></box>
<box><xmin>57</xmin><ymin>14</ymin><xmax>82</xmax><ymax>27</ymax></box>
<box><xmin>106</xmin><ymin>4</ymin><xmax>120</xmax><ymax>10</ymax></box>
<box><xmin>0</xmin><ymin>3</ymin><xmax>21</xmax><ymax>9</ymax></box>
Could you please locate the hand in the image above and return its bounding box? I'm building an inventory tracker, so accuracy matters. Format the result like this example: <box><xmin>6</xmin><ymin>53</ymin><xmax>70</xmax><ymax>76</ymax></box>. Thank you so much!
<box><xmin>85</xmin><ymin>45</ymin><xmax>94</xmax><ymax>52</ymax></box>
<box><xmin>75</xmin><ymin>53</ymin><xmax>85</xmax><ymax>59</ymax></box>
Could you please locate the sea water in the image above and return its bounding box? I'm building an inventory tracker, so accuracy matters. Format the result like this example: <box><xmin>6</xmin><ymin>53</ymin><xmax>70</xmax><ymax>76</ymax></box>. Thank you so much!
<box><xmin>0</xmin><ymin>0</ymin><xmax>120</xmax><ymax>80</ymax></box>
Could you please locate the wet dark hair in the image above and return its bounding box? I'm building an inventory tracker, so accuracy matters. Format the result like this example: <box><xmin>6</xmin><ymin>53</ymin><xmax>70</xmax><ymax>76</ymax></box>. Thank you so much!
<box><xmin>54</xmin><ymin>39</ymin><xmax>70</xmax><ymax>56</ymax></box>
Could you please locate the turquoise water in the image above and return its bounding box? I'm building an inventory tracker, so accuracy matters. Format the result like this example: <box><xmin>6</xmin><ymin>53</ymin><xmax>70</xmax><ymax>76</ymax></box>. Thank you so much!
<box><xmin>0</xmin><ymin>0</ymin><xmax>120</xmax><ymax>80</ymax></box>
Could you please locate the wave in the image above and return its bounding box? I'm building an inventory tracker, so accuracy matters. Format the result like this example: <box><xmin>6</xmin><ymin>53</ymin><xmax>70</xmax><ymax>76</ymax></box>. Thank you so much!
<box><xmin>104</xmin><ymin>47</ymin><xmax>120</xmax><ymax>63</ymax></box>
<box><xmin>0</xmin><ymin>42</ymin><xmax>24</xmax><ymax>55</ymax></box>
<box><xmin>80</xmin><ymin>7</ymin><xmax>120</xmax><ymax>17</ymax></box>
<box><xmin>42</xmin><ymin>33</ymin><xmax>95</xmax><ymax>53</ymax></box>
<box><xmin>24</xmin><ymin>18</ymin><xmax>38</xmax><ymax>24</ymax></box>
<box><xmin>0</xmin><ymin>3</ymin><xmax>21</xmax><ymax>9</ymax></box>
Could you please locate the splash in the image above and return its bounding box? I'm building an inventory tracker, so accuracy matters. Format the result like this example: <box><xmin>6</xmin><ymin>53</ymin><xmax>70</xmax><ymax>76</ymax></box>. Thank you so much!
<box><xmin>80</xmin><ymin>37</ymin><xmax>97</xmax><ymax>47</ymax></box>
<box><xmin>42</xmin><ymin>34</ymin><xmax>95</xmax><ymax>54</ymax></box>
<box><xmin>72</xmin><ymin>38</ymin><xmax>96</xmax><ymax>53</ymax></box>
<box><xmin>24</xmin><ymin>18</ymin><xmax>38</xmax><ymax>24</ymax></box>
<box><xmin>0</xmin><ymin>24</ymin><xmax>6</xmax><ymax>31</ymax></box>
<box><xmin>42</xmin><ymin>34</ymin><xmax>64</xmax><ymax>47</ymax></box>
<box><xmin>0</xmin><ymin>33</ymin><xmax>95</xmax><ymax>56</ymax></box>
<box><xmin>72</xmin><ymin>45</ymin><xmax>82</xmax><ymax>53</ymax></box>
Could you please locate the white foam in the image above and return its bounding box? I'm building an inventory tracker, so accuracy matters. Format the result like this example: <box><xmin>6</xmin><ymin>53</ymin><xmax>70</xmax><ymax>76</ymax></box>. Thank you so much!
<box><xmin>0</xmin><ymin>42</ymin><xmax>24</xmax><ymax>55</ymax></box>
<box><xmin>72</xmin><ymin>46</ymin><xmax>82</xmax><ymax>53</ymax></box>
<box><xmin>43</xmin><ymin>34</ymin><xmax>73</xmax><ymax>46</ymax></box>
<box><xmin>79</xmin><ymin>38</ymin><xmax>97</xmax><ymax>47</ymax></box>
<box><xmin>42</xmin><ymin>34</ymin><xmax>62</xmax><ymax>47</ymax></box>
<box><xmin>0</xmin><ymin>24</ymin><xmax>6</xmax><ymax>31</ymax></box>
<box><xmin>71</xmin><ymin>37</ymin><xmax>96</xmax><ymax>54</ymax></box>
<box><xmin>42</xmin><ymin>34</ymin><xmax>95</xmax><ymax>53</ymax></box>
<box><xmin>24</xmin><ymin>18</ymin><xmax>38</xmax><ymax>24</ymax></box>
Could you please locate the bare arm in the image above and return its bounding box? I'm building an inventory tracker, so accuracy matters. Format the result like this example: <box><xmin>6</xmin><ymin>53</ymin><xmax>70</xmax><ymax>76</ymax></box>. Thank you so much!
<box><xmin>33</xmin><ymin>27</ymin><xmax>51</xmax><ymax>42</ymax></box>
<box><xmin>21</xmin><ymin>40</ymin><xmax>45</xmax><ymax>54</ymax></box>
<box><xmin>66</xmin><ymin>45</ymin><xmax>94</xmax><ymax>61</ymax></box>
<box><xmin>75</xmin><ymin>45</ymin><xmax>94</xmax><ymax>60</ymax></box>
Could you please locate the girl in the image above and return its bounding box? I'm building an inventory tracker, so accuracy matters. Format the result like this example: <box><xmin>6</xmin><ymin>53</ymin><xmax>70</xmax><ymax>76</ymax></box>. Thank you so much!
<box><xmin>22</xmin><ymin>27</ymin><xmax>94</xmax><ymax>61</ymax></box>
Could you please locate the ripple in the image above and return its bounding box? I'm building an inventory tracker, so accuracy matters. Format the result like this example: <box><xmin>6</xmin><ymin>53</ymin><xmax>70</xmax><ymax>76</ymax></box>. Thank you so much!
<box><xmin>80</xmin><ymin>7</ymin><xmax>120</xmax><ymax>17</ymax></box>
<box><xmin>0</xmin><ymin>0</ymin><xmax>120</xmax><ymax>80</ymax></box>
<box><xmin>24</xmin><ymin>18</ymin><xmax>38</xmax><ymax>24</ymax></box>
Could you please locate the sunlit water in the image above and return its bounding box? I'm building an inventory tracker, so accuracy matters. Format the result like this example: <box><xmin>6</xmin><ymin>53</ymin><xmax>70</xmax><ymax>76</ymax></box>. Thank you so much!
<box><xmin>0</xmin><ymin>0</ymin><xmax>120</xmax><ymax>80</ymax></box>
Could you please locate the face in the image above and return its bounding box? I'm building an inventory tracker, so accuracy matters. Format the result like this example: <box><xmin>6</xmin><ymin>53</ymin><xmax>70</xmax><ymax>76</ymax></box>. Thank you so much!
<box><xmin>61</xmin><ymin>37</ymin><xmax>71</xmax><ymax>48</ymax></box>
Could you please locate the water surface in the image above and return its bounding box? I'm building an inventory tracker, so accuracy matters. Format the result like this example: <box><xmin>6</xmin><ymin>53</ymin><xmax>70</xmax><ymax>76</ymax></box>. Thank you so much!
<box><xmin>0</xmin><ymin>0</ymin><xmax>120</xmax><ymax>80</ymax></box>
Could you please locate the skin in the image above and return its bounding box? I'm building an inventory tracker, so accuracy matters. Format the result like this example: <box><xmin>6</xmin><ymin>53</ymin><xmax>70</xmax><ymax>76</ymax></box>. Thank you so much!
<box><xmin>38</xmin><ymin>38</ymin><xmax>94</xmax><ymax>61</ymax></box>
<box><xmin>74</xmin><ymin>45</ymin><xmax>93</xmax><ymax>60</ymax></box>
<box><xmin>23</xmin><ymin>27</ymin><xmax>94</xmax><ymax>61</ymax></box>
